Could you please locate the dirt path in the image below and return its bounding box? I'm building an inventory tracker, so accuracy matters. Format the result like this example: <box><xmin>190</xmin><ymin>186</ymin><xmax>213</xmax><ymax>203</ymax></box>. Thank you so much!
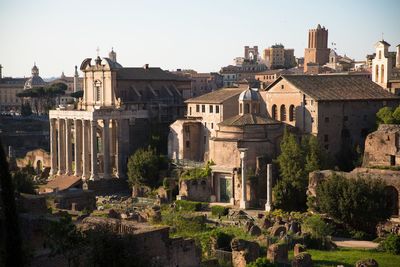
<box><xmin>332</xmin><ymin>237</ymin><xmax>379</xmax><ymax>249</ymax></box>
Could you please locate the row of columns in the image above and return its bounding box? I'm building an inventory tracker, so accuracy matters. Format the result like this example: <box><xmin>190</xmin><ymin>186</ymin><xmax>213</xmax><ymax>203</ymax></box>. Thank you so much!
<box><xmin>49</xmin><ymin>117</ymin><xmax>124</xmax><ymax>180</ymax></box>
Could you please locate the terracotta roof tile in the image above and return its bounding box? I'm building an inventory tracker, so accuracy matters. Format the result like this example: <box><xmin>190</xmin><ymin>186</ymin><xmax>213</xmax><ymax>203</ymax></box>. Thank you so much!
<box><xmin>219</xmin><ymin>113</ymin><xmax>279</xmax><ymax>126</ymax></box>
<box><xmin>279</xmin><ymin>75</ymin><xmax>400</xmax><ymax>101</ymax></box>
<box><xmin>185</xmin><ymin>87</ymin><xmax>245</xmax><ymax>104</ymax></box>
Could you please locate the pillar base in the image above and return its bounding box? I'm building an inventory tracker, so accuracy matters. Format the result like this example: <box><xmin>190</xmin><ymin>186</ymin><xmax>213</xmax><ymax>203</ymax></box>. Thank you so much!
<box><xmin>89</xmin><ymin>174</ymin><xmax>99</xmax><ymax>181</ymax></box>
<box><xmin>57</xmin><ymin>170</ymin><xmax>65</xmax><ymax>176</ymax></box>
<box><xmin>239</xmin><ymin>200</ymin><xmax>249</xmax><ymax>209</ymax></box>
<box><xmin>49</xmin><ymin>169</ymin><xmax>57</xmax><ymax>176</ymax></box>
<box><xmin>265</xmin><ymin>202</ymin><xmax>272</xmax><ymax>212</ymax></box>
<box><xmin>230</xmin><ymin>198</ymin><xmax>235</xmax><ymax>205</ymax></box>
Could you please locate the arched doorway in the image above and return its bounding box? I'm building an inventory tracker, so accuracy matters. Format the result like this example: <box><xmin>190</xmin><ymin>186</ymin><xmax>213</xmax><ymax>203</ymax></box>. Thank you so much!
<box><xmin>384</xmin><ymin>186</ymin><xmax>399</xmax><ymax>216</ymax></box>
<box><xmin>36</xmin><ymin>160</ymin><xmax>42</xmax><ymax>174</ymax></box>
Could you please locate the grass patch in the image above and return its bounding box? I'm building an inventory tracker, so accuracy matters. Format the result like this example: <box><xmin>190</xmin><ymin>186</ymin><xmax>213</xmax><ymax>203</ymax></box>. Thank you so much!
<box><xmin>308</xmin><ymin>248</ymin><xmax>400</xmax><ymax>267</ymax></box>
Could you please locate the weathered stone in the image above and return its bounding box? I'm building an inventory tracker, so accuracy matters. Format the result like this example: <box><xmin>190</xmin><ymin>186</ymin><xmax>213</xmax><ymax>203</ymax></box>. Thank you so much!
<box><xmin>270</xmin><ymin>225</ymin><xmax>287</xmax><ymax>237</ymax></box>
<box><xmin>289</xmin><ymin>221</ymin><xmax>300</xmax><ymax>233</ymax></box>
<box><xmin>262</xmin><ymin>218</ymin><xmax>272</xmax><ymax>230</ymax></box>
<box><xmin>108</xmin><ymin>209</ymin><xmax>120</xmax><ymax>219</ymax></box>
<box><xmin>293</xmin><ymin>243</ymin><xmax>306</xmax><ymax>257</ymax></box>
<box><xmin>97</xmin><ymin>205</ymin><xmax>104</xmax><ymax>211</ymax></box>
<box><xmin>267</xmin><ymin>243</ymin><xmax>288</xmax><ymax>264</ymax></box>
<box><xmin>291</xmin><ymin>252</ymin><xmax>313</xmax><ymax>267</ymax></box>
<box><xmin>231</xmin><ymin>239</ymin><xmax>260</xmax><ymax>267</ymax></box>
<box><xmin>355</xmin><ymin>258</ymin><xmax>379</xmax><ymax>267</ymax></box>
<box><xmin>249</xmin><ymin>225</ymin><xmax>262</xmax><ymax>236</ymax></box>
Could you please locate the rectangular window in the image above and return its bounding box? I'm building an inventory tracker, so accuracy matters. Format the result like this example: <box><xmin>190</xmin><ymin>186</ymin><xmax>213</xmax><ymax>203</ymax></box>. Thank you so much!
<box><xmin>281</xmin><ymin>84</ymin><xmax>284</xmax><ymax>89</ymax></box>
<box><xmin>189</xmin><ymin>107</ymin><xmax>192</xmax><ymax>116</ymax></box>
<box><xmin>196</xmin><ymin>104</ymin><xmax>200</xmax><ymax>112</ymax></box>
<box><xmin>211</xmin><ymin>123</ymin><xmax>214</xmax><ymax>129</ymax></box>
<box><xmin>209</xmin><ymin>105</ymin><xmax>213</xmax><ymax>113</ymax></box>
<box><xmin>216</xmin><ymin>105</ymin><xmax>220</xmax><ymax>113</ymax></box>
<box><xmin>202</xmin><ymin>105</ymin><xmax>205</xmax><ymax>112</ymax></box>
<box><xmin>344</xmin><ymin>116</ymin><xmax>348</xmax><ymax>122</ymax></box>
<box><xmin>186</xmin><ymin>141</ymin><xmax>190</xmax><ymax>148</ymax></box>
<box><xmin>325</xmin><ymin>117</ymin><xmax>329</xmax><ymax>123</ymax></box>
<box><xmin>324</xmin><ymin>134</ymin><xmax>329</xmax><ymax>142</ymax></box>
<box><xmin>324</xmin><ymin>144</ymin><xmax>329</xmax><ymax>150</ymax></box>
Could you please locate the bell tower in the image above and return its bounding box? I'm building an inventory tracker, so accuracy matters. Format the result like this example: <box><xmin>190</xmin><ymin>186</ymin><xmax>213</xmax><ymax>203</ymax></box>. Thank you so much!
<box><xmin>304</xmin><ymin>24</ymin><xmax>330</xmax><ymax>72</ymax></box>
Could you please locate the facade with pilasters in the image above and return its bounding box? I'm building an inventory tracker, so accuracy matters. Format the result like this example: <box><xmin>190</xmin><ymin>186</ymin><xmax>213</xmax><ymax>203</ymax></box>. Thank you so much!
<box><xmin>49</xmin><ymin>53</ymin><xmax>190</xmax><ymax>182</ymax></box>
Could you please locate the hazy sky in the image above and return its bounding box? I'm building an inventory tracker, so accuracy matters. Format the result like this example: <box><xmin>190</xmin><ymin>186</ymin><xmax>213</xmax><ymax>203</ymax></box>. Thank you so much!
<box><xmin>0</xmin><ymin>0</ymin><xmax>399</xmax><ymax>78</ymax></box>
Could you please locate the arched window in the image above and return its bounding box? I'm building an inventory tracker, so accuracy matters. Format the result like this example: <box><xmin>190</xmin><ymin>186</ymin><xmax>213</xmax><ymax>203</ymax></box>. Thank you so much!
<box><xmin>289</xmin><ymin>105</ymin><xmax>295</xmax><ymax>122</ymax></box>
<box><xmin>280</xmin><ymin>105</ymin><xmax>286</xmax><ymax>121</ymax></box>
<box><xmin>381</xmin><ymin>64</ymin><xmax>385</xmax><ymax>83</ymax></box>
<box><xmin>271</xmin><ymin>104</ymin><xmax>277</xmax><ymax>120</ymax></box>
<box><xmin>375</xmin><ymin>65</ymin><xmax>379</xmax><ymax>82</ymax></box>
<box><xmin>379</xmin><ymin>50</ymin><xmax>382</xmax><ymax>59</ymax></box>
<box><xmin>245</xmin><ymin>103</ymin><xmax>250</xmax><ymax>114</ymax></box>
<box><xmin>239</xmin><ymin>103</ymin><xmax>243</xmax><ymax>114</ymax></box>
<box><xmin>94</xmin><ymin>80</ymin><xmax>102</xmax><ymax>102</ymax></box>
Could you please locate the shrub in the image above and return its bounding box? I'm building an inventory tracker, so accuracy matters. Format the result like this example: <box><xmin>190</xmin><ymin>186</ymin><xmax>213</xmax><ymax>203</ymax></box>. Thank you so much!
<box><xmin>210</xmin><ymin>229</ymin><xmax>233</xmax><ymax>250</ymax></box>
<box><xmin>302</xmin><ymin>215</ymin><xmax>334</xmax><ymax>239</ymax></box>
<box><xmin>11</xmin><ymin>171</ymin><xmax>35</xmax><ymax>194</ymax></box>
<box><xmin>211</xmin><ymin>205</ymin><xmax>229</xmax><ymax>217</ymax></box>
<box><xmin>180</xmin><ymin>167</ymin><xmax>210</xmax><ymax>181</ymax></box>
<box><xmin>315</xmin><ymin>174</ymin><xmax>392</xmax><ymax>234</ymax></box>
<box><xmin>247</xmin><ymin>257</ymin><xmax>275</xmax><ymax>267</ymax></box>
<box><xmin>381</xmin><ymin>234</ymin><xmax>400</xmax><ymax>255</ymax></box>
<box><xmin>175</xmin><ymin>200</ymin><xmax>204</xmax><ymax>212</ymax></box>
<box><xmin>127</xmin><ymin>147</ymin><xmax>166</xmax><ymax>189</ymax></box>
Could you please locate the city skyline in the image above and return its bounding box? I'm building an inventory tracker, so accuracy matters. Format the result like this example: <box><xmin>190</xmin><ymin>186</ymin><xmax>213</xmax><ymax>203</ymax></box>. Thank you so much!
<box><xmin>1</xmin><ymin>0</ymin><xmax>399</xmax><ymax>77</ymax></box>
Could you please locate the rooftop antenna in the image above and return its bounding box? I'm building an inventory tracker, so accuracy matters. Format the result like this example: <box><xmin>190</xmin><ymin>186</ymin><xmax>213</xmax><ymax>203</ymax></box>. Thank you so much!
<box><xmin>382</xmin><ymin>32</ymin><xmax>384</xmax><ymax>41</ymax></box>
<box><xmin>96</xmin><ymin>47</ymin><xmax>100</xmax><ymax>57</ymax></box>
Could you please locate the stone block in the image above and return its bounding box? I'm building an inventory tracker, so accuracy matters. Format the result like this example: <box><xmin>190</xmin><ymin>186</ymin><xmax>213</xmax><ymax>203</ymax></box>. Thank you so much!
<box><xmin>231</xmin><ymin>238</ymin><xmax>260</xmax><ymax>267</ymax></box>
<box><xmin>267</xmin><ymin>243</ymin><xmax>288</xmax><ymax>264</ymax></box>
<box><xmin>291</xmin><ymin>252</ymin><xmax>313</xmax><ymax>267</ymax></box>
<box><xmin>270</xmin><ymin>225</ymin><xmax>287</xmax><ymax>237</ymax></box>
<box><xmin>355</xmin><ymin>258</ymin><xmax>379</xmax><ymax>267</ymax></box>
<box><xmin>249</xmin><ymin>225</ymin><xmax>262</xmax><ymax>236</ymax></box>
<box><xmin>293</xmin><ymin>243</ymin><xmax>306</xmax><ymax>257</ymax></box>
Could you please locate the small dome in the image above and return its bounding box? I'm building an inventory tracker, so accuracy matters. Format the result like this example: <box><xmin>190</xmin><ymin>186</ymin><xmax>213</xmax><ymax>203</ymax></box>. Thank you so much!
<box><xmin>31</xmin><ymin>63</ymin><xmax>39</xmax><ymax>76</ymax></box>
<box><xmin>239</xmin><ymin>87</ymin><xmax>260</xmax><ymax>101</ymax></box>
<box><xmin>24</xmin><ymin>76</ymin><xmax>45</xmax><ymax>89</ymax></box>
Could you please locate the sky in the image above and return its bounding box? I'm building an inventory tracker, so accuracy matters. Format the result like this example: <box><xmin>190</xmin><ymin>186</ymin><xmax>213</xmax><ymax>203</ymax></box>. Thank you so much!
<box><xmin>0</xmin><ymin>0</ymin><xmax>399</xmax><ymax>78</ymax></box>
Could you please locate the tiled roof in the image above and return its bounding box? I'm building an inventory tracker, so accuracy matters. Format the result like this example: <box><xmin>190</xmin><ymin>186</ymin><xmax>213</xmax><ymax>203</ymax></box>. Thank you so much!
<box><xmin>219</xmin><ymin>113</ymin><xmax>279</xmax><ymax>126</ymax></box>
<box><xmin>44</xmin><ymin>175</ymin><xmax>82</xmax><ymax>191</ymax></box>
<box><xmin>185</xmin><ymin>87</ymin><xmax>245</xmax><ymax>104</ymax></box>
<box><xmin>116</xmin><ymin>67</ymin><xmax>190</xmax><ymax>81</ymax></box>
<box><xmin>273</xmin><ymin>75</ymin><xmax>400</xmax><ymax>101</ymax></box>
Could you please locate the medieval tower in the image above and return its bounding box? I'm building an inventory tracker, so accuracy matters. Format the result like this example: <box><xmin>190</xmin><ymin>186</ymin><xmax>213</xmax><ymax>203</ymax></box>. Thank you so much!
<box><xmin>304</xmin><ymin>24</ymin><xmax>330</xmax><ymax>72</ymax></box>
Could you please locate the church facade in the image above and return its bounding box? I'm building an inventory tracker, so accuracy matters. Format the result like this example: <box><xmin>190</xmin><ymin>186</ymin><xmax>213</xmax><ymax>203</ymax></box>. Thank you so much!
<box><xmin>49</xmin><ymin>51</ymin><xmax>191</xmax><ymax>182</ymax></box>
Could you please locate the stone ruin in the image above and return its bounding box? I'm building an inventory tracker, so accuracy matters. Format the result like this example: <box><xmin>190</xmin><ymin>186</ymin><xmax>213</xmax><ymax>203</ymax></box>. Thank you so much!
<box><xmin>267</xmin><ymin>242</ymin><xmax>288</xmax><ymax>264</ymax></box>
<box><xmin>80</xmin><ymin>216</ymin><xmax>201</xmax><ymax>267</ymax></box>
<box><xmin>355</xmin><ymin>258</ymin><xmax>379</xmax><ymax>267</ymax></box>
<box><xmin>231</xmin><ymin>238</ymin><xmax>260</xmax><ymax>267</ymax></box>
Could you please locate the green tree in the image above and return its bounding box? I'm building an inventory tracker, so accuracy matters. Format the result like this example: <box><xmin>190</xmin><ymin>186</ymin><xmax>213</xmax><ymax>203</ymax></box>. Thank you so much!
<box><xmin>0</xmin><ymin>139</ymin><xmax>24</xmax><ymax>267</ymax></box>
<box><xmin>45</xmin><ymin>213</ymin><xmax>85</xmax><ymax>267</ymax></box>
<box><xmin>273</xmin><ymin>130</ymin><xmax>327</xmax><ymax>211</ymax></box>
<box><xmin>70</xmin><ymin>90</ymin><xmax>83</xmax><ymax>99</ymax></box>
<box><xmin>392</xmin><ymin>106</ymin><xmax>400</xmax><ymax>123</ymax></box>
<box><xmin>376</xmin><ymin>106</ymin><xmax>396</xmax><ymax>124</ymax></box>
<box><xmin>11</xmin><ymin>170</ymin><xmax>35</xmax><ymax>194</ymax></box>
<box><xmin>127</xmin><ymin>147</ymin><xmax>162</xmax><ymax>188</ymax></box>
<box><xmin>316</xmin><ymin>174</ymin><xmax>392</xmax><ymax>234</ymax></box>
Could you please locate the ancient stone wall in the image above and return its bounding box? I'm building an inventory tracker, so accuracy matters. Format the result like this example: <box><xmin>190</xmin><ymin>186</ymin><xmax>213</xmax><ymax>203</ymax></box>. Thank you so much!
<box><xmin>178</xmin><ymin>177</ymin><xmax>211</xmax><ymax>202</ymax></box>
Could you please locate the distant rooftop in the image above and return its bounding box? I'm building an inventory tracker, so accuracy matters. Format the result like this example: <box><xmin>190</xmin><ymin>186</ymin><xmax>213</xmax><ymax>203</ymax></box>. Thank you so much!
<box><xmin>268</xmin><ymin>75</ymin><xmax>400</xmax><ymax>101</ymax></box>
<box><xmin>185</xmin><ymin>87</ymin><xmax>245</xmax><ymax>104</ymax></box>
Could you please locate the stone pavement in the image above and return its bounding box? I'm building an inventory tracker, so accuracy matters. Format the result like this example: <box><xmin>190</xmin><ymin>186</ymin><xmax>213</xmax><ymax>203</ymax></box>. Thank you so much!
<box><xmin>332</xmin><ymin>237</ymin><xmax>379</xmax><ymax>249</ymax></box>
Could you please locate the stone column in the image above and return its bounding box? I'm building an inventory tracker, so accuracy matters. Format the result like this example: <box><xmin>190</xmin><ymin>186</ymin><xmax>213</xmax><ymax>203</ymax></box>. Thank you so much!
<box><xmin>230</xmin><ymin>171</ymin><xmax>235</xmax><ymax>205</ymax></box>
<box><xmin>49</xmin><ymin>118</ymin><xmax>57</xmax><ymax>175</ymax></box>
<box><xmin>102</xmin><ymin>118</ymin><xmax>111</xmax><ymax>179</ymax></box>
<box><xmin>115</xmin><ymin>119</ymin><xmax>122</xmax><ymax>178</ymax></box>
<box><xmin>74</xmin><ymin>119</ymin><xmax>82</xmax><ymax>176</ymax></box>
<box><xmin>65</xmin><ymin>119</ymin><xmax>72</xmax><ymax>175</ymax></box>
<box><xmin>82</xmin><ymin>120</ymin><xmax>89</xmax><ymax>180</ymax></box>
<box><xmin>239</xmin><ymin>148</ymin><xmax>248</xmax><ymax>209</ymax></box>
<box><xmin>265</xmin><ymin>164</ymin><xmax>272</xmax><ymax>211</ymax></box>
<box><xmin>57</xmin><ymin>119</ymin><xmax>66</xmax><ymax>175</ymax></box>
<box><xmin>90</xmin><ymin>120</ymin><xmax>98</xmax><ymax>180</ymax></box>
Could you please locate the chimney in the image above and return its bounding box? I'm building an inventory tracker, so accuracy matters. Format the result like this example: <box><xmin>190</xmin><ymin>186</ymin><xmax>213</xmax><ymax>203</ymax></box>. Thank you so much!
<box><xmin>144</xmin><ymin>64</ymin><xmax>149</xmax><ymax>69</ymax></box>
<box><xmin>0</xmin><ymin>64</ymin><xmax>3</xmax><ymax>80</ymax></box>
<box><xmin>397</xmin><ymin>44</ymin><xmax>400</xmax><ymax>68</ymax></box>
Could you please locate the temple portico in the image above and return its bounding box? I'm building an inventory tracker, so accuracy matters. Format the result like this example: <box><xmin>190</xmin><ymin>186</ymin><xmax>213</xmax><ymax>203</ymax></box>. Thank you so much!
<box><xmin>49</xmin><ymin>108</ymin><xmax>132</xmax><ymax>180</ymax></box>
